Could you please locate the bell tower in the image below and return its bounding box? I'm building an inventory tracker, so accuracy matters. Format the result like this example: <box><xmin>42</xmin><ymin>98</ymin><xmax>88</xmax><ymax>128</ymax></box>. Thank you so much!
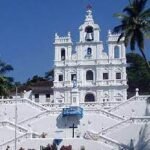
<box><xmin>79</xmin><ymin>6</ymin><xmax>100</xmax><ymax>43</ymax></box>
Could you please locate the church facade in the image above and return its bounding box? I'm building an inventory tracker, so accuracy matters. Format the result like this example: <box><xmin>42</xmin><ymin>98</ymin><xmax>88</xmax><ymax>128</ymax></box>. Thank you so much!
<box><xmin>53</xmin><ymin>8</ymin><xmax>127</xmax><ymax>106</ymax></box>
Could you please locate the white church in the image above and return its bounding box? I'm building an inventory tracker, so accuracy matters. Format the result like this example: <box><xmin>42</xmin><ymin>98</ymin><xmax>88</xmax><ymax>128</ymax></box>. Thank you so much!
<box><xmin>54</xmin><ymin>8</ymin><xmax>127</xmax><ymax>105</ymax></box>
<box><xmin>0</xmin><ymin>7</ymin><xmax>150</xmax><ymax>150</ymax></box>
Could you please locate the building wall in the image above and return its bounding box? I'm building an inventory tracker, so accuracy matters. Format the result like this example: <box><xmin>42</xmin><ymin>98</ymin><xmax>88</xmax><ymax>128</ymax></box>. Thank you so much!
<box><xmin>53</xmin><ymin>9</ymin><xmax>127</xmax><ymax>105</ymax></box>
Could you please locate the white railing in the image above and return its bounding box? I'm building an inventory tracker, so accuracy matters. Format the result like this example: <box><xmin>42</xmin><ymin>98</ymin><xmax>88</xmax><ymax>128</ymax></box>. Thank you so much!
<box><xmin>42</xmin><ymin>102</ymin><xmax>71</xmax><ymax>108</ymax></box>
<box><xmin>130</xmin><ymin>116</ymin><xmax>150</xmax><ymax>123</ymax></box>
<box><xmin>0</xmin><ymin>132</ymin><xmax>40</xmax><ymax>149</ymax></box>
<box><xmin>0</xmin><ymin>121</ymin><xmax>28</xmax><ymax>133</ymax></box>
<box><xmin>19</xmin><ymin>110</ymin><xmax>61</xmax><ymax>125</ymax></box>
<box><xmin>85</xmin><ymin>108</ymin><xmax>124</xmax><ymax>121</ymax></box>
<box><xmin>80</xmin><ymin>101</ymin><xmax>121</xmax><ymax>109</ymax></box>
<box><xmin>86</xmin><ymin>117</ymin><xmax>150</xmax><ymax>137</ymax></box>
<box><xmin>96</xmin><ymin>79</ymin><xmax>127</xmax><ymax>86</ymax></box>
<box><xmin>0</xmin><ymin>98</ymin><xmax>48</xmax><ymax>111</ymax></box>
<box><xmin>23</xmin><ymin>98</ymin><xmax>48</xmax><ymax>111</ymax></box>
<box><xmin>100</xmin><ymin>119</ymin><xmax>131</xmax><ymax>135</ymax></box>
<box><xmin>84</xmin><ymin>131</ymin><xmax>125</xmax><ymax>149</ymax></box>
<box><xmin>109</xmin><ymin>95</ymin><xmax>150</xmax><ymax>112</ymax></box>
<box><xmin>102</xmin><ymin>117</ymin><xmax>150</xmax><ymax>135</ymax></box>
<box><xmin>108</xmin><ymin>96</ymin><xmax>136</xmax><ymax>112</ymax></box>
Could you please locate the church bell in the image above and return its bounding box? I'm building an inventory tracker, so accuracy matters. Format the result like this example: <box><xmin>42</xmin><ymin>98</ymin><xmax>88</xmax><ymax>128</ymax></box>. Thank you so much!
<box><xmin>85</xmin><ymin>33</ymin><xmax>93</xmax><ymax>41</ymax></box>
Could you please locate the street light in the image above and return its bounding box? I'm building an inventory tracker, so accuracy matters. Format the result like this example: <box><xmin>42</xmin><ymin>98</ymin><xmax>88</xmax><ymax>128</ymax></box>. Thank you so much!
<box><xmin>14</xmin><ymin>86</ymin><xmax>18</xmax><ymax>150</ymax></box>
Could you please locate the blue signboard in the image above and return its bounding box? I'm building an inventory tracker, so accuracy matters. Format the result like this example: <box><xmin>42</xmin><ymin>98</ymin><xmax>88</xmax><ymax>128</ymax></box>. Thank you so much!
<box><xmin>62</xmin><ymin>106</ymin><xmax>83</xmax><ymax>117</ymax></box>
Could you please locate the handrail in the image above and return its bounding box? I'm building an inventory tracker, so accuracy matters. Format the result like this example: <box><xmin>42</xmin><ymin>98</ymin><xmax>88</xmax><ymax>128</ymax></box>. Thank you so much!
<box><xmin>19</xmin><ymin>109</ymin><xmax>61</xmax><ymax>125</ymax></box>
<box><xmin>84</xmin><ymin>131</ymin><xmax>126</xmax><ymax>149</ymax></box>
<box><xmin>85</xmin><ymin>117</ymin><xmax>150</xmax><ymax>137</ymax></box>
<box><xmin>108</xmin><ymin>95</ymin><xmax>150</xmax><ymax>112</ymax></box>
<box><xmin>85</xmin><ymin>108</ymin><xmax>124</xmax><ymax>121</ymax></box>
<box><xmin>110</xmin><ymin>95</ymin><xmax>150</xmax><ymax>112</ymax></box>
<box><xmin>0</xmin><ymin>132</ymin><xmax>39</xmax><ymax>148</ymax></box>
<box><xmin>108</xmin><ymin>96</ymin><xmax>137</xmax><ymax>112</ymax></box>
<box><xmin>0</xmin><ymin>98</ymin><xmax>48</xmax><ymax>111</ymax></box>
<box><xmin>0</xmin><ymin>121</ymin><xmax>28</xmax><ymax>133</ymax></box>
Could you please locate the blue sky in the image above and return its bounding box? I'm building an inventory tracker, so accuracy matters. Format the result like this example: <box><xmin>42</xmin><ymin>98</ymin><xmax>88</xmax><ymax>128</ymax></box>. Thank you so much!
<box><xmin>0</xmin><ymin>0</ymin><xmax>149</xmax><ymax>83</ymax></box>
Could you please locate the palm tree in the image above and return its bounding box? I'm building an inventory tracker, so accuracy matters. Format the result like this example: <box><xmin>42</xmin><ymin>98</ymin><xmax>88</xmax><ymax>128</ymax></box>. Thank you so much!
<box><xmin>0</xmin><ymin>59</ymin><xmax>13</xmax><ymax>96</ymax></box>
<box><xmin>113</xmin><ymin>0</ymin><xmax>150</xmax><ymax>69</ymax></box>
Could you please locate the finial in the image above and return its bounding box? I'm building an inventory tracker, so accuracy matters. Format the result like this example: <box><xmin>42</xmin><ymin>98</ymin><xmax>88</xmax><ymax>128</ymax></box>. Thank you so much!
<box><xmin>108</xmin><ymin>30</ymin><xmax>111</xmax><ymax>35</ymax></box>
<box><xmin>135</xmin><ymin>88</ymin><xmax>139</xmax><ymax>96</ymax></box>
<box><xmin>68</xmin><ymin>32</ymin><xmax>71</xmax><ymax>37</ymax></box>
<box><xmin>55</xmin><ymin>33</ymin><xmax>58</xmax><ymax>38</ymax></box>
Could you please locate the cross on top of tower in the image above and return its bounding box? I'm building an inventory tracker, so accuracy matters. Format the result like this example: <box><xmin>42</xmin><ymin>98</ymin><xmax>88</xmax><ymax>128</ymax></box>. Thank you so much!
<box><xmin>86</xmin><ymin>4</ymin><xmax>92</xmax><ymax>10</ymax></box>
<box><xmin>85</xmin><ymin>4</ymin><xmax>94</xmax><ymax>23</ymax></box>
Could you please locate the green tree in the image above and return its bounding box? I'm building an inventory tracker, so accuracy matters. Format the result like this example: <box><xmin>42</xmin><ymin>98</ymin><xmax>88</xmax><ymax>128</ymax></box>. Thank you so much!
<box><xmin>127</xmin><ymin>53</ymin><xmax>150</xmax><ymax>94</ymax></box>
<box><xmin>0</xmin><ymin>59</ymin><xmax>14</xmax><ymax>96</ymax></box>
<box><xmin>45</xmin><ymin>69</ymin><xmax>54</xmax><ymax>81</ymax></box>
<box><xmin>113</xmin><ymin>0</ymin><xmax>150</xmax><ymax>68</ymax></box>
<box><xmin>26</xmin><ymin>75</ymin><xmax>46</xmax><ymax>85</ymax></box>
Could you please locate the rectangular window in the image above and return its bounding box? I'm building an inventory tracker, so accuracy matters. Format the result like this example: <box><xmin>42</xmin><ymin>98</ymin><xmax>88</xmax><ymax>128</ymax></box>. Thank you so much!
<box><xmin>59</xmin><ymin>75</ymin><xmax>63</xmax><ymax>81</ymax></box>
<box><xmin>103</xmin><ymin>73</ymin><xmax>108</xmax><ymax>80</ymax></box>
<box><xmin>35</xmin><ymin>94</ymin><xmax>39</xmax><ymax>103</ymax></box>
<box><xmin>116</xmin><ymin>73</ymin><xmax>121</xmax><ymax>79</ymax></box>
<box><xmin>34</xmin><ymin>94</ymin><xmax>39</xmax><ymax>99</ymax></box>
<box><xmin>71</xmin><ymin>74</ymin><xmax>76</xmax><ymax>81</ymax></box>
<box><xmin>46</xmin><ymin>94</ymin><xmax>50</xmax><ymax>98</ymax></box>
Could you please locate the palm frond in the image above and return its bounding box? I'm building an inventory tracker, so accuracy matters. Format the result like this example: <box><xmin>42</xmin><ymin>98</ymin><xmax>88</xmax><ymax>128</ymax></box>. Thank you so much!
<box><xmin>113</xmin><ymin>25</ymin><xmax>125</xmax><ymax>33</ymax></box>
<box><xmin>138</xmin><ymin>0</ymin><xmax>148</xmax><ymax>12</ymax></box>
<box><xmin>118</xmin><ymin>33</ymin><xmax>125</xmax><ymax>42</ymax></box>
<box><xmin>113</xmin><ymin>13</ymin><xmax>129</xmax><ymax>19</ymax></box>
<box><xmin>123</xmin><ymin>6</ymin><xmax>136</xmax><ymax>16</ymax></box>
<box><xmin>0</xmin><ymin>61</ymin><xmax>13</xmax><ymax>75</ymax></box>
<box><xmin>140</xmin><ymin>8</ymin><xmax>150</xmax><ymax>18</ymax></box>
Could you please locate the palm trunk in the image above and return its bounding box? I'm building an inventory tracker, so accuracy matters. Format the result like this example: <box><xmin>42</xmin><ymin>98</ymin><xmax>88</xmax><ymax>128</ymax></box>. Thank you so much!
<box><xmin>140</xmin><ymin>49</ymin><xmax>150</xmax><ymax>73</ymax></box>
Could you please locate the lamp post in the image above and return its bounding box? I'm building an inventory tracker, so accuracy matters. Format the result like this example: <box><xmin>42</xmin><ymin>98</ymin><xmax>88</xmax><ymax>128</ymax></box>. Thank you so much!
<box><xmin>14</xmin><ymin>86</ymin><xmax>18</xmax><ymax>150</ymax></box>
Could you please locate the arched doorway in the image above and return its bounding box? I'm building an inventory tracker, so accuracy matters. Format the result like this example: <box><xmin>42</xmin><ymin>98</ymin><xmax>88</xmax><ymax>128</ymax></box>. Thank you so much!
<box><xmin>85</xmin><ymin>93</ymin><xmax>95</xmax><ymax>102</ymax></box>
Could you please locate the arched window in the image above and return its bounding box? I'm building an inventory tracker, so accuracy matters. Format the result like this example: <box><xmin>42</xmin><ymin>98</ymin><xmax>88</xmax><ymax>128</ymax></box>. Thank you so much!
<box><xmin>87</xmin><ymin>47</ymin><xmax>92</xmax><ymax>55</ymax></box>
<box><xmin>85</xmin><ymin>93</ymin><xmax>95</xmax><ymax>102</ymax></box>
<box><xmin>61</xmin><ymin>48</ymin><xmax>65</xmax><ymax>60</ymax></box>
<box><xmin>86</xmin><ymin>70</ymin><xmax>93</xmax><ymax>80</ymax></box>
<box><xmin>114</xmin><ymin>46</ymin><xmax>120</xmax><ymax>58</ymax></box>
<box><xmin>85</xmin><ymin>26</ymin><xmax>94</xmax><ymax>41</ymax></box>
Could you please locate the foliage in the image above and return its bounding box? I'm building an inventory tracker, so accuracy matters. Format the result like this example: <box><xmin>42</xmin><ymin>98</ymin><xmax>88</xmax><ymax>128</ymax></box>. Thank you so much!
<box><xmin>40</xmin><ymin>132</ymin><xmax>47</xmax><ymax>138</ymax></box>
<box><xmin>26</xmin><ymin>75</ymin><xmax>47</xmax><ymax>85</ymax></box>
<box><xmin>41</xmin><ymin>143</ymin><xmax>57</xmax><ymax>150</ymax></box>
<box><xmin>120</xmin><ymin>124</ymin><xmax>150</xmax><ymax>150</ymax></box>
<box><xmin>0</xmin><ymin>59</ymin><xmax>14</xmax><ymax>96</ymax></box>
<box><xmin>126</xmin><ymin>53</ymin><xmax>150</xmax><ymax>94</ymax></box>
<box><xmin>45</xmin><ymin>69</ymin><xmax>54</xmax><ymax>81</ymax></box>
<box><xmin>113</xmin><ymin>0</ymin><xmax>150</xmax><ymax>68</ymax></box>
<box><xmin>18</xmin><ymin>147</ymin><xmax>25</xmax><ymax>150</ymax></box>
<box><xmin>80</xmin><ymin>146</ymin><xmax>85</xmax><ymax>150</ymax></box>
<box><xmin>60</xmin><ymin>145</ymin><xmax>72</xmax><ymax>150</ymax></box>
<box><xmin>135</xmin><ymin>124</ymin><xmax>150</xmax><ymax>149</ymax></box>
